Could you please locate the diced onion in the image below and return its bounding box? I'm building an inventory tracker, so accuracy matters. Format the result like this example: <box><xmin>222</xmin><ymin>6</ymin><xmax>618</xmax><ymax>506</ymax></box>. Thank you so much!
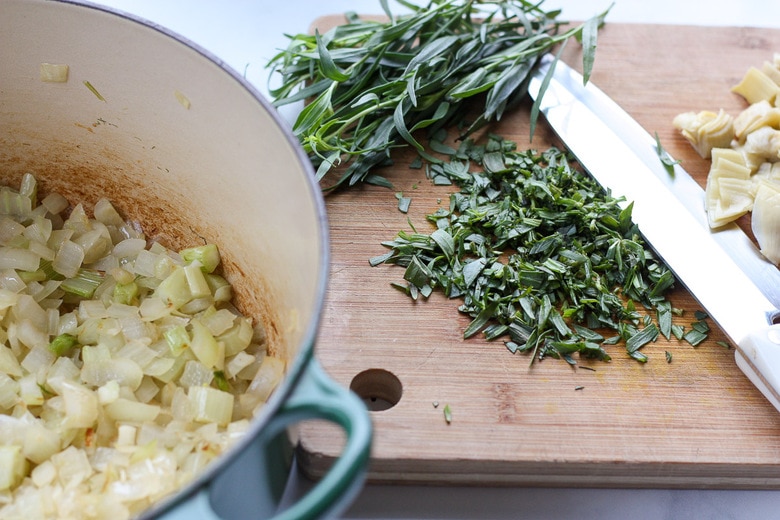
<box><xmin>0</xmin><ymin>247</ymin><xmax>40</xmax><ymax>271</ymax></box>
<box><xmin>0</xmin><ymin>175</ymin><xmax>282</xmax><ymax>518</ymax></box>
<box><xmin>0</xmin><ymin>445</ymin><xmax>27</xmax><ymax>491</ymax></box>
<box><xmin>53</xmin><ymin>240</ymin><xmax>84</xmax><ymax>278</ymax></box>
<box><xmin>39</xmin><ymin>63</ymin><xmax>69</xmax><ymax>83</ymax></box>
<box><xmin>105</xmin><ymin>398</ymin><xmax>160</xmax><ymax>423</ymax></box>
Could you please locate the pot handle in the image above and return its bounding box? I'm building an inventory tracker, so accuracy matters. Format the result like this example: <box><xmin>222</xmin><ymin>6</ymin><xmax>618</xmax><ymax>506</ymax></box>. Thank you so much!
<box><xmin>157</xmin><ymin>358</ymin><xmax>372</xmax><ymax>520</ymax></box>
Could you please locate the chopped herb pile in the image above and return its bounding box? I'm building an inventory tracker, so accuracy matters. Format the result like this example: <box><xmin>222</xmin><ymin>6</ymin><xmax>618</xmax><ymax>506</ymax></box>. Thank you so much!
<box><xmin>372</xmin><ymin>135</ymin><xmax>709</xmax><ymax>364</ymax></box>
<box><xmin>268</xmin><ymin>0</ymin><xmax>610</xmax><ymax>189</ymax></box>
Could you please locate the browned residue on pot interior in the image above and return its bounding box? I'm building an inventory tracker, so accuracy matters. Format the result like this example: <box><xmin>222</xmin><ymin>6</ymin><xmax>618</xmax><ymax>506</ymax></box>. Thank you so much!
<box><xmin>0</xmin><ymin>132</ymin><xmax>281</xmax><ymax>359</ymax></box>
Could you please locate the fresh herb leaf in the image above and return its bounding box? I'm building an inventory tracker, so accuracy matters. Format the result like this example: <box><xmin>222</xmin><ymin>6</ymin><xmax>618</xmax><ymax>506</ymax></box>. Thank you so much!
<box><xmin>373</xmin><ymin>135</ymin><xmax>698</xmax><ymax>363</ymax></box>
<box><xmin>655</xmin><ymin>132</ymin><xmax>680</xmax><ymax>177</ymax></box>
<box><xmin>268</xmin><ymin>0</ymin><xmax>612</xmax><ymax>189</ymax></box>
<box><xmin>626</xmin><ymin>323</ymin><xmax>659</xmax><ymax>354</ymax></box>
<box><xmin>396</xmin><ymin>192</ymin><xmax>412</xmax><ymax>213</ymax></box>
<box><xmin>683</xmin><ymin>329</ymin><xmax>708</xmax><ymax>346</ymax></box>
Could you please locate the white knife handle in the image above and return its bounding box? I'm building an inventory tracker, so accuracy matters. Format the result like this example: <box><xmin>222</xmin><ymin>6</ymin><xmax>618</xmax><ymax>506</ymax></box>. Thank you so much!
<box><xmin>736</xmin><ymin>324</ymin><xmax>780</xmax><ymax>412</ymax></box>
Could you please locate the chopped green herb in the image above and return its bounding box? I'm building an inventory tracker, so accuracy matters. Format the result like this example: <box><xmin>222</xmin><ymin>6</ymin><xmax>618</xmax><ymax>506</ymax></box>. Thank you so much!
<box><xmin>443</xmin><ymin>403</ymin><xmax>452</xmax><ymax>424</ymax></box>
<box><xmin>268</xmin><ymin>0</ymin><xmax>611</xmax><ymax>189</ymax></box>
<box><xmin>626</xmin><ymin>323</ymin><xmax>659</xmax><ymax>355</ymax></box>
<box><xmin>683</xmin><ymin>312</ymin><xmax>711</xmax><ymax>346</ymax></box>
<box><xmin>683</xmin><ymin>329</ymin><xmax>708</xmax><ymax>346</ymax></box>
<box><xmin>665</xmin><ymin>350</ymin><xmax>673</xmax><ymax>363</ymax></box>
<box><xmin>574</xmin><ymin>385</ymin><xmax>585</xmax><ymax>391</ymax></box>
<box><xmin>654</xmin><ymin>132</ymin><xmax>680</xmax><ymax>177</ymax></box>
<box><xmin>671</xmin><ymin>324</ymin><xmax>685</xmax><ymax>340</ymax></box>
<box><xmin>374</xmin><ymin>135</ymin><xmax>702</xmax><ymax>363</ymax></box>
<box><xmin>396</xmin><ymin>192</ymin><xmax>412</xmax><ymax>213</ymax></box>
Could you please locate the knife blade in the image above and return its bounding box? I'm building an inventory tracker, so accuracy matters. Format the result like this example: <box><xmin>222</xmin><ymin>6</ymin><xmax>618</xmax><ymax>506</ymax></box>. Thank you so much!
<box><xmin>527</xmin><ymin>54</ymin><xmax>780</xmax><ymax>412</ymax></box>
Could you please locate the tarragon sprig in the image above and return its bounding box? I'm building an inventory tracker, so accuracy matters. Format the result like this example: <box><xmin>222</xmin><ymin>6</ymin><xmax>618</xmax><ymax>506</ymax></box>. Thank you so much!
<box><xmin>267</xmin><ymin>0</ymin><xmax>611</xmax><ymax>189</ymax></box>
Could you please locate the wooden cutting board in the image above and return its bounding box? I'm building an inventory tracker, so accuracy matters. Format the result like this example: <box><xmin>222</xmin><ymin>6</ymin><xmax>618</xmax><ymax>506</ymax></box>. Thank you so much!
<box><xmin>295</xmin><ymin>19</ymin><xmax>780</xmax><ymax>488</ymax></box>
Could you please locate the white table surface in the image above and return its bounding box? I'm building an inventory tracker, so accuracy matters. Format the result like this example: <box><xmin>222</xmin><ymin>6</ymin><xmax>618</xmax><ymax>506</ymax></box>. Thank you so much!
<box><xmin>90</xmin><ymin>1</ymin><xmax>780</xmax><ymax>518</ymax></box>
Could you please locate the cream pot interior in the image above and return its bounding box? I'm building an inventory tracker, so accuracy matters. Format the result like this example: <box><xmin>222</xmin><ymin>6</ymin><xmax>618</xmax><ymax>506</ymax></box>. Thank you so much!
<box><xmin>0</xmin><ymin>1</ymin><xmax>323</xmax><ymax>353</ymax></box>
<box><xmin>0</xmin><ymin>1</ymin><xmax>370</xmax><ymax>519</ymax></box>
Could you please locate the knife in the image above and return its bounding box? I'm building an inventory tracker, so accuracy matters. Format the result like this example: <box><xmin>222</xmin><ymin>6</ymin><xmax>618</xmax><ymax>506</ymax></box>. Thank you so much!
<box><xmin>527</xmin><ymin>54</ymin><xmax>780</xmax><ymax>412</ymax></box>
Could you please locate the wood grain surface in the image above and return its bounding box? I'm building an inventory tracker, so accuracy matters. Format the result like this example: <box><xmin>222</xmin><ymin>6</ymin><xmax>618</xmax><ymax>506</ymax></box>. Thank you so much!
<box><xmin>295</xmin><ymin>19</ymin><xmax>780</xmax><ymax>488</ymax></box>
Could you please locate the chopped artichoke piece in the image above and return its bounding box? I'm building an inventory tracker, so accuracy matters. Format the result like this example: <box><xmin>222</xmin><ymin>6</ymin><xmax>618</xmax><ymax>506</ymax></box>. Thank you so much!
<box><xmin>672</xmin><ymin>109</ymin><xmax>734</xmax><ymax>158</ymax></box>
<box><xmin>743</xmin><ymin>125</ymin><xmax>780</xmax><ymax>161</ymax></box>
<box><xmin>731</xmin><ymin>142</ymin><xmax>767</xmax><ymax>173</ymax></box>
<box><xmin>752</xmin><ymin>161</ymin><xmax>780</xmax><ymax>189</ymax></box>
<box><xmin>705</xmin><ymin>148</ymin><xmax>754</xmax><ymax>228</ymax></box>
<box><xmin>733</xmin><ymin>100</ymin><xmax>780</xmax><ymax>140</ymax></box>
<box><xmin>732</xmin><ymin>66</ymin><xmax>780</xmax><ymax>105</ymax></box>
<box><xmin>752</xmin><ymin>180</ymin><xmax>780</xmax><ymax>264</ymax></box>
<box><xmin>712</xmin><ymin>147</ymin><xmax>752</xmax><ymax>177</ymax></box>
<box><xmin>761</xmin><ymin>61</ymin><xmax>780</xmax><ymax>87</ymax></box>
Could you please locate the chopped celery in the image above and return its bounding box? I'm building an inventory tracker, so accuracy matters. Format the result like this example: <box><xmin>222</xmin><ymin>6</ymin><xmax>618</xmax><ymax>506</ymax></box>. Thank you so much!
<box><xmin>113</xmin><ymin>281</ymin><xmax>139</xmax><ymax>305</ymax></box>
<box><xmin>164</xmin><ymin>325</ymin><xmax>190</xmax><ymax>356</ymax></box>
<box><xmin>48</xmin><ymin>333</ymin><xmax>78</xmax><ymax>356</ymax></box>
<box><xmin>180</xmin><ymin>244</ymin><xmax>221</xmax><ymax>273</ymax></box>
<box><xmin>36</xmin><ymin>259</ymin><xmax>65</xmax><ymax>281</ymax></box>
<box><xmin>18</xmin><ymin>269</ymin><xmax>46</xmax><ymax>284</ymax></box>
<box><xmin>212</xmin><ymin>370</ymin><xmax>230</xmax><ymax>392</ymax></box>
<box><xmin>61</xmin><ymin>269</ymin><xmax>104</xmax><ymax>298</ymax></box>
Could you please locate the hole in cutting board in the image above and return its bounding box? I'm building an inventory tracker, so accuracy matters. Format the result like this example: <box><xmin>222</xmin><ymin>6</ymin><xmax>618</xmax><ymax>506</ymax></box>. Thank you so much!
<box><xmin>350</xmin><ymin>369</ymin><xmax>402</xmax><ymax>411</ymax></box>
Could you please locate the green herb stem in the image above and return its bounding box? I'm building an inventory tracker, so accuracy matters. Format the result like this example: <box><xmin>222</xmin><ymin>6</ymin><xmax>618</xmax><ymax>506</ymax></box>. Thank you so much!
<box><xmin>268</xmin><ymin>0</ymin><xmax>612</xmax><ymax>189</ymax></box>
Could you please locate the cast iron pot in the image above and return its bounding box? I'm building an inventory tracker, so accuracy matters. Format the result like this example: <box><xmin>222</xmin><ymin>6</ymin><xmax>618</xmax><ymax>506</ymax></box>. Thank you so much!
<box><xmin>0</xmin><ymin>1</ymin><xmax>372</xmax><ymax>518</ymax></box>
